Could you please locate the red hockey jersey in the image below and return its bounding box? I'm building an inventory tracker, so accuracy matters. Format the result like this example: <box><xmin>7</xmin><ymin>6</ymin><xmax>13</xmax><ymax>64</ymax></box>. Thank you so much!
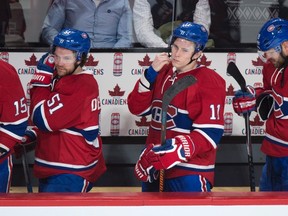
<box><xmin>128</xmin><ymin>64</ymin><xmax>226</xmax><ymax>186</ymax></box>
<box><xmin>30</xmin><ymin>70</ymin><xmax>106</xmax><ymax>183</ymax></box>
<box><xmin>260</xmin><ymin>62</ymin><xmax>288</xmax><ymax>157</ymax></box>
<box><xmin>0</xmin><ymin>60</ymin><xmax>28</xmax><ymax>163</ymax></box>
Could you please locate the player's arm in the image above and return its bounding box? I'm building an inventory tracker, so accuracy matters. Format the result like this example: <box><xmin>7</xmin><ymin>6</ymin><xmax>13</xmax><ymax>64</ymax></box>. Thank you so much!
<box><xmin>114</xmin><ymin>0</ymin><xmax>133</xmax><ymax>48</ymax></box>
<box><xmin>30</xmin><ymin>87</ymin><xmax>102</xmax><ymax>147</ymax></box>
<box><xmin>0</xmin><ymin>88</ymin><xmax>28</xmax><ymax>162</ymax></box>
<box><xmin>128</xmin><ymin>54</ymin><xmax>170</xmax><ymax>115</ymax></box>
<box><xmin>138</xmin><ymin>53</ymin><xmax>170</xmax><ymax>92</ymax></box>
<box><xmin>41</xmin><ymin>0</ymin><xmax>65</xmax><ymax>45</ymax></box>
<box><xmin>193</xmin><ymin>0</ymin><xmax>211</xmax><ymax>33</ymax></box>
<box><xmin>30</xmin><ymin>77</ymin><xmax>101</xmax><ymax>138</ymax></box>
<box><xmin>30</xmin><ymin>53</ymin><xmax>55</xmax><ymax>88</ymax></box>
<box><xmin>183</xmin><ymin>81</ymin><xmax>225</xmax><ymax>156</ymax></box>
<box><xmin>133</xmin><ymin>0</ymin><xmax>167</xmax><ymax>47</ymax></box>
<box><xmin>127</xmin><ymin>65</ymin><xmax>159</xmax><ymax>116</ymax></box>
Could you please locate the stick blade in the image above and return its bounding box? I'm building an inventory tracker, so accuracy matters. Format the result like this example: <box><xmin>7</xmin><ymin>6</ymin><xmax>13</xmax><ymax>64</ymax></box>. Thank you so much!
<box><xmin>162</xmin><ymin>75</ymin><xmax>197</xmax><ymax>109</ymax></box>
<box><xmin>227</xmin><ymin>62</ymin><xmax>246</xmax><ymax>91</ymax></box>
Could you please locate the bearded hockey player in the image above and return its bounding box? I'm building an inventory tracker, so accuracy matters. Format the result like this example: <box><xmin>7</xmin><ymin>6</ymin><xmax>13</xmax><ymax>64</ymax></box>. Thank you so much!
<box><xmin>23</xmin><ymin>28</ymin><xmax>106</xmax><ymax>192</ymax></box>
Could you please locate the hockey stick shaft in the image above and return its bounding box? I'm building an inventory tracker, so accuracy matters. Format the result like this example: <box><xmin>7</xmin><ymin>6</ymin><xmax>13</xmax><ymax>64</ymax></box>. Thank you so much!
<box><xmin>21</xmin><ymin>145</ymin><xmax>33</xmax><ymax>193</ymax></box>
<box><xmin>245</xmin><ymin>115</ymin><xmax>255</xmax><ymax>191</ymax></box>
<box><xmin>159</xmin><ymin>75</ymin><xmax>197</xmax><ymax>192</ymax></box>
<box><xmin>15</xmin><ymin>141</ymin><xmax>36</xmax><ymax>193</ymax></box>
<box><xmin>227</xmin><ymin>62</ymin><xmax>256</xmax><ymax>192</ymax></box>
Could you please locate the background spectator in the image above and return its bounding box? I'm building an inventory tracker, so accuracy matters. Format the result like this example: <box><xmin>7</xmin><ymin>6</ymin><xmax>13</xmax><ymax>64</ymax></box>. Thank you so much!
<box><xmin>208</xmin><ymin>0</ymin><xmax>240</xmax><ymax>48</ymax></box>
<box><xmin>151</xmin><ymin>0</ymin><xmax>173</xmax><ymax>29</ymax></box>
<box><xmin>41</xmin><ymin>0</ymin><xmax>133</xmax><ymax>48</ymax></box>
<box><xmin>5</xmin><ymin>0</ymin><xmax>27</xmax><ymax>46</ymax></box>
<box><xmin>133</xmin><ymin>0</ymin><xmax>211</xmax><ymax>47</ymax></box>
<box><xmin>0</xmin><ymin>0</ymin><xmax>11</xmax><ymax>46</ymax></box>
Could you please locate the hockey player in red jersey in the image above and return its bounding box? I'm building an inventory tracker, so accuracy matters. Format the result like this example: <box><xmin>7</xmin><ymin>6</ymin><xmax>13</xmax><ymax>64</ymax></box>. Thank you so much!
<box><xmin>0</xmin><ymin>60</ymin><xmax>28</xmax><ymax>193</ymax></box>
<box><xmin>23</xmin><ymin>28</ymin><xmax>106</xmax><ymax>192</ymax></box>
<box><xmin>233</xmin><ymin>18</ymin><xmax>288</xmax><ymax>191</ymax></box>
<box><xmin>128</xmin><ymin>22</ymin><xmax>226</xmax><ymax>192</ymax></box>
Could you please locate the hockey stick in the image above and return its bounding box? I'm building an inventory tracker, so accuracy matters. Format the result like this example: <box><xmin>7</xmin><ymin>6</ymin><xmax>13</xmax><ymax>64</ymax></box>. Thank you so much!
<box><xmin>14</xmin><ymin>141</ymin><xmax>36</xmax><ymax>193</ymax></box>
<box><xmin>159</xmin><ymin>75</ymin><xmax>197</xmax><ymax>192</ymax></box>
<box><xmin>227</xmin><ymin>62</ymin><xmax>256</xmax><ymax>192</ymax></box>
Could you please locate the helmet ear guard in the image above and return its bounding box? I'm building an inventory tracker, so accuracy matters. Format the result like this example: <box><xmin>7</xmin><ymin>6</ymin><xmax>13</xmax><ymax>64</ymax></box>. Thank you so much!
<box><xmin>52</xmin><ymin>28</ymin><xmax>91</xmax><ymax>62</ymax></box>
<box><xmin>170</xmin><ymin>21</ymin><xmax>208</xmax><ymax>52</ymax></box>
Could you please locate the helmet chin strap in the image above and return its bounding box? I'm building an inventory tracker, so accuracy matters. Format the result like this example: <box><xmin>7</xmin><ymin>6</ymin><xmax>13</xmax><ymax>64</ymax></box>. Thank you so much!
<box><xmin>67</xmin><ymin>61</ymin><xmax>81</xmax><ymax>76</ymax></box>
<box><xmin>187</xmin><ymin>52</ymin><xmax>200</xmax><ymax>65</ymax></box>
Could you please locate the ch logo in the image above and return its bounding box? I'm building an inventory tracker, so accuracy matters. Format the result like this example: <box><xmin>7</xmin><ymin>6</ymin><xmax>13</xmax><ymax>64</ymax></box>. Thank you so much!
<box><xmin>150</xmin><ymin>100</ymin><xmax>177</xmax><ymax>130</ymax></box>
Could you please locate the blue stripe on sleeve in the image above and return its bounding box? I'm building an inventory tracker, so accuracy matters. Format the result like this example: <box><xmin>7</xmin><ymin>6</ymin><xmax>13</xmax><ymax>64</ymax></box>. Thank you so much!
<box><xmin>1</xmin><ymin>120</ymin><xmax>28</xmax><ymax>138</ymax></box>
<box><xmin>32</xmin><ymin>105</ymin><xmax>50</xmax><ymax>132</ymax></box>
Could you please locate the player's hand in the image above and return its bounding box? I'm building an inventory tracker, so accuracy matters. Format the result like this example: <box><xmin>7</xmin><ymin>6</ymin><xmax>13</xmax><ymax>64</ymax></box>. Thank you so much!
<box><xmin>14</xmin><ymin>130</ymin><xmax>37</xmax><ymax>159</ymax></box>
<box><xmin>256</xmin><ymin>90</ymin><xmax>274</xmax><ymax>121</ymax></box>
<box><xmin>30</xmin><ymin>52</ymin><xmax>55</xmax><ymax>87</ymax></box>
<box><xmin>151</xmin><ymin>52</ymin><xmax>171</xmax><ymax>72</ymax></box>
<box><xmin>134</xmin><ymin>144</ymin><xmax>159</xmax><ymax>183</ymax></box>
<box><xmin>143</xmin><ymin>135</ymin><xmax>194</xmax><ymax>170</ymax></box>
<box><xmin>233</xmin><ymin>86</ymin><xmax>256</xmax><ymax>116</ymax></box>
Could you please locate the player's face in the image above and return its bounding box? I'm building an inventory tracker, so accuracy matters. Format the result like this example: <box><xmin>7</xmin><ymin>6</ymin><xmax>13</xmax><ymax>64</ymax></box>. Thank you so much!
<box><xmin>260</xmin><ymin>48</ymin><xmax>285</xmax><ymax>68</ymax></box>
<box><xmin>171</xmin><ymin>38</ymin><xmax>199</xmax><ymax>72</ymax></box>
<box><xmin>54</xmin><ymin>47</ymin><xmax>78</xmax><ymax>77</ymax></box>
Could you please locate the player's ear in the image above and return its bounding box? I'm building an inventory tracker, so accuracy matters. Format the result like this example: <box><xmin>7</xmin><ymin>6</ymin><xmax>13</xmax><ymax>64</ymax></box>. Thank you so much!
<box><xmin>282</xmin><ymin>41</ymin><xmax>288</xmax><ymax>54</ymax></box>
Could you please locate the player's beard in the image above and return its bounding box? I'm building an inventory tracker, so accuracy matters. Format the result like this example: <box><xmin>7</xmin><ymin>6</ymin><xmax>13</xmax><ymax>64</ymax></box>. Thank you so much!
<box><xmin>56</xmin><ymin>62</ymin><xmax>79</xmax><ymax>77</ymax></box>
<box><xmin>56</xmin><ymin>66</ymin><xmax>71</xmax><ymax>77</ymax></box>
<box><xmin>272</xmin><ymin>55</ymin><xmax>286</xmax><ymax>68</ymax></box>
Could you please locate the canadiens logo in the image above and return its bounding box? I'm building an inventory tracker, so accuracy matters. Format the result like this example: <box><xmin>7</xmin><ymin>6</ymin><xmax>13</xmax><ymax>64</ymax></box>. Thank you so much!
<box><xmin>150</xmin><ymin>100</ymin><xmax>177</xmax><ymax>130</ymax></box>
<box><xmin>224</xmin><ymin>112</ymin><xmax>233</xmax><ymax>136</ymax></box>
<box><xmin>108</xmin><ymin>84</ymin><xmax>125</xmax><ymax>97</ymax></box>
<box><xmin>0</xmin><ymin>52</ymin><xmax>9</xmax><ymax>62</ymax></box>
<box><xmin>242</xmin><ymin>114</ymin><xmax>265</xmax><ymax>135</ymax></box>
<box><xmin>85</xmin><ymin>54</ymin><xmax>99</xmax><ymax>67</ymax></box>
<box><xmin>197</xmin><ymin>54</ymin><xmax>211</xmax><ymax>66</ymax></box>
<box><xmin>244</xmin><ymin>57</ymin><xmax>265</xmax><ymax>75</ymax></box>
<box><xmin>225</xmin><ymin>84</ymin><xmax>235</xmax><ymax>105</ymax></box>
<box><xmin>81</xmin><ymin>32</ymin><xmax>88</xmax><ymax>39</ymax></box>
<box><xmin>113</xmin><ymin>53</ymin><xmax>123</xmax><ymax>76</ymax></box>
<box><xmin>227</xmin><ymin>52</ymin><xmax>236</xmax><ymax>65</ymax></box>
<box><xmin>17</xmin><ymin>53</ymin><xmax>38</xmax><ymax>75</ymax></box>
<box><xmin>252</xmin><ymin>56</ymin><xmax>265</xmax><ymax>67</ymax></box>
<box><xmin>85</xmin><ymin>54</ymin><xmax>104</xmax><ymax>75</ymax></box>
<box><xmin>131</xmin><ymin>54</ymin><xmax>153</xmax><ymax>75</ymax></box>
<box><xmin>135</xmin><ymin>116</ymin><xmax>150</xmax><ymax>127</ymax></box>
<box><xmin>110</xmin><ymin>113</ymin><xmax>120</xmax><ymax>136</ymax></box>
<box><xmin>250</xmin><ymin>115</ymin><xmax>264</xmax><ymax>127</ymax></box>
<box><xmin>128</xmin><ymin>116</ymin><xmax>150</xmax><ymax>135</ymax></box>
<box><xmin>25</xmin><ymin>53</ymin><xmax>38</xmax><ymax>66</ymax></box>
<box><xmin>102</xmin><ymin>84</ymin><xmax>127</xmax><ymax>105</ymax></box>
<box><xmin>267</xmin><ymin>24</ymin><xmax>275</xmax><ymax>32</ymax></box>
